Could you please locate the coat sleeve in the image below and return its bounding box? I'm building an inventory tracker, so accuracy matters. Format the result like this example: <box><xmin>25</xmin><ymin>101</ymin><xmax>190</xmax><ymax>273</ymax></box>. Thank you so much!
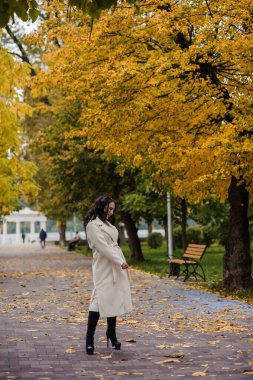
<box><xmin>86</xmin><ymin>223</ymin><xmax>125</xmax><ymax>266</ymax></box>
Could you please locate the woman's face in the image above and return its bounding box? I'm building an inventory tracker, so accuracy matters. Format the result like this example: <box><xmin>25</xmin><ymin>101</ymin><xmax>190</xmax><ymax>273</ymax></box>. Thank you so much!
<box><xmin>105</xmin><ymin>201</ymin><xmax>115</xmax><ymax>220</ymax></box>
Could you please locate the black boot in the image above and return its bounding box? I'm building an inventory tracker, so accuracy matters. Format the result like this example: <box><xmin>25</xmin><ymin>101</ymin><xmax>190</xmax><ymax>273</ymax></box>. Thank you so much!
<box><xmin>106</xmin><ymin>316</ymin><xmax>121</xmax><ymax>350</ymax></box>
<box><xmin>86</xmin><ymin>311</ymin><xmax>100</xmax><ymax>354</ymax></box>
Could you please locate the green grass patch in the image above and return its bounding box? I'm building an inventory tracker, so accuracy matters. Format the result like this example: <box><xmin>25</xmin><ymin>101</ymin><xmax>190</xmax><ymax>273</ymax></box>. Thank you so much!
<box><xmin>74</xmin><ymin>240</ymin><xmax>253</xmax><ymax>304</ymax></box>
<box><xmin>122</xmin><ymin>241</ymin><xmax>224</xmax><ymax>281</ymax></box>
<box><xmin>121</xmin><ymin>241</ymin><xmax>253</xmax><ymax>304</ymax></box>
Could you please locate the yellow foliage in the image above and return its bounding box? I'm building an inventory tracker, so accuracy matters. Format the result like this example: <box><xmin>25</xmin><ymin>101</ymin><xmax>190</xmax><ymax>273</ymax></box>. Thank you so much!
<box><xmin>31</xmin><ymin>0</ymin><xmax>253</xmax><ymax>201</ymax></box>
<box><xmin>0</xmin><ymin>45</ymin><xmax>38</xmax><ymax>214</ymax></box>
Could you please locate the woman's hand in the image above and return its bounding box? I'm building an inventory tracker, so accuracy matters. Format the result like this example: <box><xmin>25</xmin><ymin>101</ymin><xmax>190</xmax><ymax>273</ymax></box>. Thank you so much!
<box><xmin>121</xmin><ymin>262</ymin><xmax>129</xmax><ymax>269</ymax></box>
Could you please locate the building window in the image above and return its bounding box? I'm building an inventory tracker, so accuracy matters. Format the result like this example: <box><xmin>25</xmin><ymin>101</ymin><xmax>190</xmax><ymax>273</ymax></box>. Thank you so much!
<box><xmin>7</xmin><ymin>222</ymin><xmax>16</xmax><ymax>234</ymax></box>
<box><xmin>35</xmin><ymin>221</ymin><xmax>41</xmax><ymax>233</ymax></box>
<box><xmin>20</xmin><ymin>222</ymin><xmax>30</xmax><ymax>234</ymax></box>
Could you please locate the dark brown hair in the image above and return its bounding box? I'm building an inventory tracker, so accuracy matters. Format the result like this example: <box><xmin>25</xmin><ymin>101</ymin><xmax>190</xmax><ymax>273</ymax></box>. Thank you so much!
<box><xmin>84</xmin><ymin>195</ymin><xmax>116</xmax><ymax>226</ymax></box>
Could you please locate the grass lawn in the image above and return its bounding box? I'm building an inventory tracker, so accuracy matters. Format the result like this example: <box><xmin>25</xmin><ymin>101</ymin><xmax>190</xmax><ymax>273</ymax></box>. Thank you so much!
<box><xmin>121</xmin><ymin>241</ymin><xmax>224</xmax><ymax>281</ymax></box>
<box><xmin>75</xmin><ymin>240</ymin><xmax>253</xmax><ymax>304</ymax></box>
<box><xmin>121</xmin><ymin>241</ymin><xmax>253</xmax><ymax>304</ymax></box>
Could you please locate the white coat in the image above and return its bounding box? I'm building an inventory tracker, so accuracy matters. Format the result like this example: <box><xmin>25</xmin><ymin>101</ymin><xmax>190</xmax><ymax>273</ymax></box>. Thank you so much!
<box><xmin>86</xmin><ymin>217</ymin><xmax>133</xmax><ymax>318</ymax></box>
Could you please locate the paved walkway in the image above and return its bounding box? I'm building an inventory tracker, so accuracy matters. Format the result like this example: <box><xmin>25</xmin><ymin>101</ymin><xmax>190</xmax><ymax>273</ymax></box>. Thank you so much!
<box><xmin>0</xmin><ymin>244</ymin><xmax>253</xmax><ymax>380</ymax></box>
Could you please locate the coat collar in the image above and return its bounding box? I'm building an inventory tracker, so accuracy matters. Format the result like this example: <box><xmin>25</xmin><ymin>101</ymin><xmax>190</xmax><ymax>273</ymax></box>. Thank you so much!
<box><xmin>91</xmin><ymin>218</ymin><xmax>117</xmax><ymax>241</ymax></box>
<box><xmin>91</xmin><ymin>218</ymin><xmax>103</xmax><ymax>227</ymax></box>
<box><xmin>91</xmin><ymin>217</ymin><xmax>115</xmax><ymax>229</ymax></box>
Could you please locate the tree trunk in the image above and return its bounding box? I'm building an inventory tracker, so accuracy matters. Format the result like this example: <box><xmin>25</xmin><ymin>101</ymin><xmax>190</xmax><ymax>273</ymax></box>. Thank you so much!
<box><xmin>147</xmin><ymin>223</ymin><xmax>153</xmax><ymax>235</ymax></box>
<box><xmin>181</xmin><ymin>198</ymin><xmax>187</xmax><ymax>251</ymax></box>
<box><xmin>121</xmin><ymin>211</ymin><xmax>144</xmax><ymax>261</ymax></box>
<box><xmin>223</xmin><ymin>176</ymin><xmax>252</xmax><ymax>290</ymax></box>
<box><xmin>59</xmin><ymin>222</ymin><xmax>66</xmax><ymax>246</ymax></box>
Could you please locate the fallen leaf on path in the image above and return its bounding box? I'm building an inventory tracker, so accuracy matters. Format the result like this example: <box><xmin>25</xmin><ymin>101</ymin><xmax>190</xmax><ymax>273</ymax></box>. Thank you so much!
<box><xmin>181</xmin><ymin>343</ymin><xmax>194</xmax><ymax>347</ymax></box>
<box><xmin>114</xmin><ymin>372</ymin><xmax>129</xmax><ymax>375</ymax></box>
<box><xmin>127</xmin><ymin>320</ymin><xmax>139</xmax><ymax>324</ymax></box>
<box><xmin>130</xmin><ymin>373</ymin><xmax>143</xmax><ymax>376</ymax></box>
<box><xmin>101</xmin><ymin>355</ymin><xmax>112</xmax><ymax>360</ymax></box>
<box><xmin>156</xmin><ymin>344</ymin><xmax>172</xmax><ymax>349</ymax></box>
<box><xmin>65</xmin><ymin>348</ymin><xmax>75</xmax><ymax>353</ymax></box>
<box><xmin>192</xmin><ymin>372</ymin><xmax>206</xmax><ymax>377</ymax></box>
<box><xmin>6</xmin><ymin>337</ymin><xmax>23</xmax><ymax>342</ymax></box>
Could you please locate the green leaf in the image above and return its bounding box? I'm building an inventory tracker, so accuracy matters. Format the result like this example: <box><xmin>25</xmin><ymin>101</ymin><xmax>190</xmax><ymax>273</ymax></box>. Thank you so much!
<box><xmin>29</xmin><ymin>8</ymin><xmax>39</xmax><ymax>22</ymax></box>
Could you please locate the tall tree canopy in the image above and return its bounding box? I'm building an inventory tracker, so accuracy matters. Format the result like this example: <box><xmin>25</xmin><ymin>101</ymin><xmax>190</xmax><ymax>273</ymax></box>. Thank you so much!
<box><xmin>31</xmin><ymin>0</ymin><xmax>252</xmax><ymax>289</ymax></box>
<box><xmin>0</xmin><ymin>44</ymin><xmax>38</xmax><ymax>214</ymax></box>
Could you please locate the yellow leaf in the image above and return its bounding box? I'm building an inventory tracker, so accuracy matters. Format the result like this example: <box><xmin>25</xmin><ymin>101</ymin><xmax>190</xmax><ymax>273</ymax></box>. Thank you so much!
<box><xmin>65</xmin><ymin>348</ymin><xmax>75</xmax><ymax>353</ymax></box>
<box><xmin>131</xmin><ymin>373</ymin><xmax>143</xmax><ymax>376</ymax></box>
<box><xmin>101</xmin><ymin>355</ymin><xmax>112</xmax><ymax>360</ymax></box>
<box><xmin>156</xmin><ymin>344</ymin><xmax>172</xmax><ymax>349</ymax></box>
<box><xmin>192</xmin><ymin>372</ymin><xmax>207</xmax><ymax>377</ymax></box>
<box><xmin>114</xmin><ymin>372</ymin><xmax>129</xmax><ymax>375</ymax></box>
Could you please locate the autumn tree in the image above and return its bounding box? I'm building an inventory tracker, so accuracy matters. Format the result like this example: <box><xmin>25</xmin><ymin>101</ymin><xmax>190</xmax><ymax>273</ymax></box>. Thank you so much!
<box><xmin>24</xmin><ymin>75</ymin><xmax>145</xmax><ymax>257</ymax></box>
<box><xmin>31</xmin><ymin>0</ymin><xmax>253</xmax><ymax>289</ymax></box>
<box><xmin>0</xmin><ymin>43</ymin><xmax>38</xmax><ymax>215</ymax></box>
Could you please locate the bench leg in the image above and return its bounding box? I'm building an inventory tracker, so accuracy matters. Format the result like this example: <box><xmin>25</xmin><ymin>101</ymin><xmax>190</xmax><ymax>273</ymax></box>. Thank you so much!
<box><xmin>197</xmin><ymin>263</ymin><xmax>206</xmax><ymax>281</ymax></box>
<box><xmin>187</xmin><ymin>264</ymin><xmax>206</xmax><ymax>282</ymax></box>
<box><xmin>182</xmin><ymin>265</ymin><xmax>190</xmax><ymax>282</ymax></box>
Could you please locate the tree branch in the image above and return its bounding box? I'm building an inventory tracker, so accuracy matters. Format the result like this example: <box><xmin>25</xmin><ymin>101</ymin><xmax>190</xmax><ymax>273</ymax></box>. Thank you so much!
<box><xmin>5</xmin><ymin>25</ymin><xmax>36</xmax><ymax>76</ymax></box>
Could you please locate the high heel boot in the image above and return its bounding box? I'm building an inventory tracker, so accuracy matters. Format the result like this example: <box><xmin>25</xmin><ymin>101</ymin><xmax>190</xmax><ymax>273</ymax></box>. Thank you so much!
<box><xmin>86</xmin><ymin>311</ymin><xmax>100</xmax><ymax>354</ymax></box>
<box><xmin>106</xmin><ymin>316</ymin><xmax>121</xmax><ymax>350</ymax></box>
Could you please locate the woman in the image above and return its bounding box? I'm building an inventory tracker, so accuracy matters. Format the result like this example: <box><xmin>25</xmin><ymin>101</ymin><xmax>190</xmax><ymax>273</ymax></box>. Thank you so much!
<box><xmin>84</xmin><ymin>195</ymin><xmax>132</xmax><ymax>355</ymax></box>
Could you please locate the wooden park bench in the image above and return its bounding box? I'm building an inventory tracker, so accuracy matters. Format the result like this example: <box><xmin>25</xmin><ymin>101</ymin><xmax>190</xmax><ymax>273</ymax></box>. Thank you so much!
<box><xmin>168</xmin><ymin>243</ymin><xmax>207</xmax><ymax>282</ymax></box>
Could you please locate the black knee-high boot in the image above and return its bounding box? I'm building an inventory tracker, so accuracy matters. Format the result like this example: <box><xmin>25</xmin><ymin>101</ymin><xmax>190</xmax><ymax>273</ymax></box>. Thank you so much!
<box><xmin>106</xmin><ymin>316</ymin><xmax>121</xmax><ymax>350</ymax></box>
<box><xmin>86</xmin><ymin>311</ymin><xmax>100</xmax><ymax>354</ymax></box>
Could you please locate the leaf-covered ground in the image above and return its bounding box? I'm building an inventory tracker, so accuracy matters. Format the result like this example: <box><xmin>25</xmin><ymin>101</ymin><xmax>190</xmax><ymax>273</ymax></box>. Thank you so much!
<box><xmin>0</xmin><ymin>244</ymin><xmax>252</xmax><ymax>379</ymax></box>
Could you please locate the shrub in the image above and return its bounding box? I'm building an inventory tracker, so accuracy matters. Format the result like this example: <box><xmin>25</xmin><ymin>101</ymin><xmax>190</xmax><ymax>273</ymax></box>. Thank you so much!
<box><xmin>187</xmin><ymin>227</ymin><xmax>202</xmax><ymax>245</ymax></box>
<box><xmin>173</xmin><ymin>225</ymin><xmax>215</xmax><ymax>249</ymax></box>
<box><xmin>147</xmin><ymin>232</ymin><xmax>163</xmax><ymax>249</ymax></box>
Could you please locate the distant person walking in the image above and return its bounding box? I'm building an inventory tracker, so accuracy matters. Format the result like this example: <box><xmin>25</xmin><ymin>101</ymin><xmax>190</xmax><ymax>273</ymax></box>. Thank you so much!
<box><xmin>21</xmin><ymin>232</ymin><xmax>26</xmax><ymax>244</ymax></box>
<box><xmin>39</xmin><ymin>229</ymin><xmax>47</xmax><ymax>248</ymax></box>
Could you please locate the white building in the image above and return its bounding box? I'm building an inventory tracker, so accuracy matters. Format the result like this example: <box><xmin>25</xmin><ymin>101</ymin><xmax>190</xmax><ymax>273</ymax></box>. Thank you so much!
<box><xmin>0</xmin><ymin>207</ymin><xmax>47</xmax><ymax>244</ymax></box>
<box><xmin>0</xmin><ymin>207</ymin><xmax>165</xmax><ymax>245</ymax></box>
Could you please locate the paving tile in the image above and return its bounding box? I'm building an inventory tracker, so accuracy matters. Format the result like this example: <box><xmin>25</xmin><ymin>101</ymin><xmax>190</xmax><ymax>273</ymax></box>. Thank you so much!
<box><xmin>0</xmin><ymin>243</ymin><xmax>253</xmax><ymax>380</ymax></box>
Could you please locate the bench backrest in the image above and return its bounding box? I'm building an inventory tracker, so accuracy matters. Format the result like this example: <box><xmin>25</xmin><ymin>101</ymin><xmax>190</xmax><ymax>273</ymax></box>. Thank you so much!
<box><xmin>183</xmin><ymin>244</ymin><xmax>206</xmax><ymax>260</ymax></box>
